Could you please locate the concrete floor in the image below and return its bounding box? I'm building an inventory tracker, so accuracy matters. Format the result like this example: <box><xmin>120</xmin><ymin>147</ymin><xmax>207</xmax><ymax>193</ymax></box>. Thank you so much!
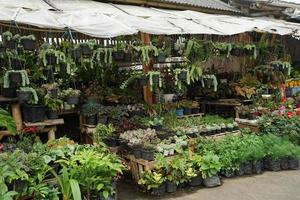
<box><xmin>118</xmin><ymin>170</ymin><xmax>300</xmax><ymax>200</ymax></box>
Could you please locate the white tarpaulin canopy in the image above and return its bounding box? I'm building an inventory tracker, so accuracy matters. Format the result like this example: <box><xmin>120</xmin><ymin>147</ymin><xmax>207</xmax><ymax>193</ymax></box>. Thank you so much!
<box><xmin>0</xmin><ymin>0</ymin><xmax>300</xmax><ymax>38</ymax></box>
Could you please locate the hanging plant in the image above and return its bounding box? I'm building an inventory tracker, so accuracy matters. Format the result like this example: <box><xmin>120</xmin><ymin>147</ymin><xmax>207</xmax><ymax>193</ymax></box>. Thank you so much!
<box><xmin>244</xmin><ymin>44</ymin><xmax>257</xmax><ymax>59</ymax></box>
<box><xmin>39</xmin><ymin>44</ymin><xmax>66</xmax><ymax>66</ymax></box>
<box><xmin>184</xmin><ymin>39</ymin><xmax>207</xmax><ymax>62</ymax></box>
<box><xmin>3</xmin><ymin>70</ymin><xmax>30</xmax><ymax>88</ymax></box>
<box><xmin>270</xmin><ymin>61</ymin><xmax>291</xmax><ymax>76</ymax></box>
<box><xmin>133</xmin><ymin>44</ymin><xmax>158</xmax><ymax>64</ymax></box>
<box><xmin>148</xmin><ymin>71</ymin><xmax>162</xmax><ymax>91</ymax></box>
<box><xmin>201</xmin><ymin>75</ymin><xmax>218</xmax><ymax>92</ymax></box>
<box><xmin>93</xmin><ymin>47</ymin><xmax>113</xmax><ymax>64</ymax></box>
<box><xmin>212</xmin><ymin>42</ymin><xmax>232</xmax><ymax>58</ymax></box>
<box><xmin>187</xmin><ymin>62</ymin><xmax>204</xmax><ymax>83</ymax></box>
<box><xmin>17</xmin><ymin>87</ymin><xmax>39</xmax><ymax>104</ymax></box>
<box><xmin>20</xmin><ymin>35</ymin><xmax>36</xmax><ymax>51</ymax></box>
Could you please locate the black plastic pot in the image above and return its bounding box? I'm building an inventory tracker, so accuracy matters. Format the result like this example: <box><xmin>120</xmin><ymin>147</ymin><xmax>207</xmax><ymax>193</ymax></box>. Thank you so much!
<box><xmin>252</xmin><ymin>161</ymin><xmax>263</xmax><ymax>174</ymax></box>
<box><xmin>66</xmin><ymin>96</ymin><xmax>79</xmax><ymax>105</ymax></box>
<box><xmin>17</xmin><ymin>91</ymin><xmax>31</xmax><ymax>103</ymax></box>
<box><xmin>222</xmin><ymin>170</ymin><xmax>235</xmax><ymax>178</ymax></box>
<box><xmin>10</xmin><ymin>58</ymin><xmax>24</xmax><ymax>70</ymax></box>
<box><xmin>157</xmin><ymin>53</ymin><xmax>166</xmax><ymax>63</ymax></box>
<box><xmin>4</xmin><ymin>40</ymin><xmax>17</xmax><ymax>49</ymax></box>
<box><xmin>49</xmin><ymin>88</ymin><xmax>58</xmax><ymax>98</ymax></box>
<box><xmin>235</xmin><ymin>165</ymin><xmax>245</xmax><ymax>176</ymax></box>
<box><xmin>289</xmin><ymin>159</ymin><xmax>300</xmax><ymax>170</ymax></box>
<box><xmin>2</xmin><ymin>87</ymin><xmax>17</xmax><ymax>98</ymax></box>
<box><xmin>21</xmin><ymin>39</ymin><xmax>36</xmax><ymax>51</ymax></box>
<box><xmin>103</xmin><ymin>138</ymin><xmax>119</xmax><ymax>147</ymax></box>
<box><xmin>71</xmin><ymin>49</ymin><xmax>82</xmax><ymax>60</ymax></box>
<box><xmin>203</xmin><ymin>176</ymin><xmax>221</xmax><ymax>187</ymax></box>
<box><xmin>166</xmin><ymin>181</ymin><xmax>177</xmax><ymax>193</ymax></box>
<box><xmin>80</xmin><ymin>44</ymin><xmax>93</xmax><ymax>56</ymax></box>
<box><xmin>139</xmin><ymin>77</ymin><xmax>148</xmax><ymax>86</ymax></box>
<box><xmin>221</xmin><ymin>128</ymin><xmax>226</xmax><ymax>133</ymax></box>
<box><xmin>141</xmin><ymin>149</ymin><xmax>155</xmax><ymax>161</ymax></box>
<box><xmin>152</xmin><ymin>125</ymin><xmax>162</xmax><ymax>131</ymax></box>
<box><xmin>98</xmin><ymin>115</ymin><xmax>108</xmax><ymax>124</ymax></box>
<box><xmin>133</xmin><ymin>148</ymin><xmax>142</xmax><ymax>159</ymax></box>
<box><xmin>85</xmin><ymin>115</ymin><xmax>97</xmax><ymax>125</ymax></box>
<box><xmin>43</xmin><ymin>69</ymin><xmax>55</xmax><ymax>83</ymax></box>
<box><xmin>46</xmin><ymin>54</ymin><xmax>57</xmax><ymax>66</ymax></box>
<box><xmin>231</xmin><ymin>48</ymin><xmax>244</xmax><ymax>56</ymax></box>
<box><xmin>48</xmin><ymin>110</ymin><xmax>58</xmax><ymax>119</ymax></box>
<box><xmin>204</xmin><ymin>78</ymin><xmax>213</xmax><ymax>87</ymax></box>
<box><xmin>184</xmin><ymin>108</ymin><xmax>192</xmax><ymax>115</ymax></box>
<box><xmin>280</xmin><ymin>157</ymin><xmax>289</xmax><ymax>170</ymax></box>
<box><xmin>191</xmin><ymin>108</ymin><xmax>200</xmax><ymax>114</ymax></box>
<box><xmin>151</xmin><ymin>184</ymin><xmax>165</xmax><ymax>196</ymax></box>
<box><xmin>243</xmin><ymin>162</ymin><xmax>253</xmax><ymax>175</ymax></box>
<box><xmin>189</xmin><ymin>175</ymin><xmax>203</xmax><ymax>187</ymax></box>
<box><xmin>267</xmin><ymin>159</ymin><xmax>281</xmax><ymax>171</ymax></box>
<box><xmin>113</xmin><ymin>50</ymin><xmax>125</xmax><ymax>61</ymax></box>
<box><xmin>9</xmin><ymin>73</ymin><xmax>22</xmax><ymax>87</ymax></box>
<box><xmin>178</xmin><ymin>71</ymin><xmax>187</xmax><ymax>81</ymax></box>
<box><xmin>22</xmin><ymin>104</ymin><xmax>46</xmax><ymax>122</ymax></box>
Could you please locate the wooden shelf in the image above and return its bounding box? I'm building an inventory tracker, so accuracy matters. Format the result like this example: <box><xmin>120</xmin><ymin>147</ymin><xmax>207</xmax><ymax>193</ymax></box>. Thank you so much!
<box><xmin>177</xmin><ymin>113</ymin><xmax>204</xmax><ymax>118</ymax></box>
<box><xmin>24</xmin><ymin>119</ymin><xmax>64</xmax><ymax>127</ymax></box>
<box><xmin>58</xmin><ymin>109</ymin><xmax>79</xmax><ymax>115</ymax></box>
<box><xmin>0</xmin><ymin>96</ymin><xmax>18</xmax><ymax>103</ymax></box>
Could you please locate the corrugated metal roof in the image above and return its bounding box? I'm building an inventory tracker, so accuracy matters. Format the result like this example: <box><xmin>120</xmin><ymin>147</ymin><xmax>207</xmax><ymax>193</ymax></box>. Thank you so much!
<box><xmin>158</xmin><ymin>0</ymin><xmax>241</xmax><ymax>13</ymax></box>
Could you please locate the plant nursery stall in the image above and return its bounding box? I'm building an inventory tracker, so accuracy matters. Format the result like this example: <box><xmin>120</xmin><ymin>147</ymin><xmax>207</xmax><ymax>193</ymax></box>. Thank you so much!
<box><xmin>1</xmin><ymin>0</ymin><xmax>300</xmax><ymax>199</ymax></box>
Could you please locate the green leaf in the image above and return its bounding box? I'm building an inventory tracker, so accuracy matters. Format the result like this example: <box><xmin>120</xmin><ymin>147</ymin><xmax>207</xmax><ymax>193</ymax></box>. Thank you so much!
<box><xmin>70</xmin><ymin>179</ymin><xmax>82</xmax><ymax>200</ymax></box>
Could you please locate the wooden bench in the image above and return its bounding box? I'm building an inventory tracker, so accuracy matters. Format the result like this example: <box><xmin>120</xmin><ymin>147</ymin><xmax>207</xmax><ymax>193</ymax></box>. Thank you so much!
<box><xmin>24</xmin><ymin>119</ymin><xmax>64</xmax><ymax>141</ymax></box>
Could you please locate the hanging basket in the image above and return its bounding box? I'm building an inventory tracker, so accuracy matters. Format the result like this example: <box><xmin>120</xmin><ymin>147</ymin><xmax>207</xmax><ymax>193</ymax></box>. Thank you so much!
<box><xmin>11</xmin><ymin>58</ymin><xmax>24</xmax><ymax>70</ymax></box>
<box><xmin>17</xmin><ymin>91</ymin><xmax>32</xmax><ymax>103</ymax></box>
<box><xmin>9</xmin><ymin>73</ymin><xmax>22</xmax><ymax>87</ymax></box>
<box><xmin>20</xmin><ymin>39</ymin><xmax>36</xmax><ymax>51</ymax></box>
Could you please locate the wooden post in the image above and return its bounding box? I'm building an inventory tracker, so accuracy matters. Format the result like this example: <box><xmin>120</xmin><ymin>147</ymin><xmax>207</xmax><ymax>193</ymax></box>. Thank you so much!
<box><xmin>141</xmin><ymin>32</ymin><xmax>154</xmax><ymax>105</ymax></box>
<box><xmin>11</xmin><ymin>102</ymin><xmax>23</xmax><ymax>131</ymax></box>
<box><xmin>48</xmin><ymin>127</ymin><xmax>56</xmax><ymax>141</ymax></box>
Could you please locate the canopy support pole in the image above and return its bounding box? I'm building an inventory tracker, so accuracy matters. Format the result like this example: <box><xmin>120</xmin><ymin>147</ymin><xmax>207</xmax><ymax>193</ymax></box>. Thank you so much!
<box><xmin>141</xmin><ymin>32</ymin><xmax>154</xmax><ymax>105</ymax></box>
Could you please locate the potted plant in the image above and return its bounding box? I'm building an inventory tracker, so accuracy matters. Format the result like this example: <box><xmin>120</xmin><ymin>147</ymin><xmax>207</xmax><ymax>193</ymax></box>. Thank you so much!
<box><xmin>200</xmin><ymin>152</ymin><xmax>222</xmax><ymax>187</ymax></box>
<box><xmin>20</xmin><ymin>35</ymin><xmax>36</xmax><ymax>51</ymax></box>
<box><xmin>289</xmin><ymin>147</ymin><xmax>300</xmax><ymax>170</ymax></box>
<box><xmin>21</xmin><ymin>90</ymin><xmax>46</xmax><ymax>122</ymax></box>
<box><xmin>2</xmin><ymin>31</ymin><xmax>18</xmax><ymax>49</ymax></box>
<box><xmin>44</xmin><ymin>94</ymin><xmax>63</xmax><ymax>119</ymax></box>
<box><xmin>17</xmin><ymin>87</ymin><xmax>38</xmax><ymax>104</ymax></box>
<box><xmin>60</xmin><ymin>88</ymin><xmax>81</xmax><ymax>105</ymax></box>
<box><xmin>138</xmin><ymin>171</ymin><xmax>166</xmax><ymax>196</ymax></box>
<box><xmin>190</xmin><ymin>154</ymin><xmax>204</xmax><ymax>187</ymax></box>
<box><xmin>142</xmin><ymin>142</ymin><xmax>157</xmax><ymax>161</ymax></box>
<box><xmin>81</xmin><ymin>100</ymin><xmax>101</xmax><ymax>125</ymax></box>
<box><xmin>39</xmin><ymin>44</ymin><xmax>66</xmax><ymax>66</ymax></box>
<box><xmin>148</xmin><ymin>71</ymin><xmax>162</xmax><ymax>91</ymax></box>
<box><xmin>179</xmin><ymin>100</ymin><xmax>193</xmax><ymax>115</ymax></box>
<box><xmin>42</xmin><ymin>82</ymin><xmax>60</xmax><ymax>98</ymax></box>
<box><xmin>3</xmin><ymin>70</ymin><xmax>29</xmax><ymax>88</ymax></box>
<box><xmin>94</xmin><ymin>124</ymin><xmax>118</xmax><ymax>147</ymax></box>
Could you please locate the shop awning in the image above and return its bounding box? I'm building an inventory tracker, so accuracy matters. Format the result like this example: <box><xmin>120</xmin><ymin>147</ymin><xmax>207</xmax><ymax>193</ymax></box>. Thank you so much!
<box><xmin>0</xmin><ymin>0</ymin><xmax>300</xmax><ymax>38</ymax></box>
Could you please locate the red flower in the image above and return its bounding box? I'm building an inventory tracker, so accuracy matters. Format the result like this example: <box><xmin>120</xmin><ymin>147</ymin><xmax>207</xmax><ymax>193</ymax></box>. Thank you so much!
<box><xmin>23</xmin><ymin>126</ymin><xmax>38</xmax><ymax>133</ymax></box>
<box><xmin>281</xmin><ymin>97</ymin><xmax>287</xmax><ymax>103</ymax></box>
<box><xmin>297</xmin><ymin>110</ymin><xmax>300</xmax><ymax>116</ymax></box>
<box><xmin>287</xmin><ymin>111</ymin><xmax>293</xmax><ymax>119</ymax></box>
<box><xmin>0</xmin><ymin>144</ymin><xmax>3</xmax><ymax>151</ymax></box>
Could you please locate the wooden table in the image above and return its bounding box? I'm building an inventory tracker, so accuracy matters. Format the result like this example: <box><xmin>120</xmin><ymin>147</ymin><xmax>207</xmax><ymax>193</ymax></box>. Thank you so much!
<box><xmin>199</xmin><ymin>99</ymin><xmax>242</xmax><ymax>117</ymax></box>
<box><xmin>24</xmin><ymin>119</ymin><xmax>64</xmax><ymax>141</ymax></box>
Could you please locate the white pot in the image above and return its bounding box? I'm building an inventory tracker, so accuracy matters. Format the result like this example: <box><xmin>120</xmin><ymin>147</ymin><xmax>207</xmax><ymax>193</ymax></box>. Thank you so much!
<box><xmin>163</xmin><ymin>94</ymin><xmax>176</xmax><ymax>103</ymax></box>
<box><xmin>163</xmin><ymin>150</ymin><xmax>169</xmax><ymax>156</ymax></box>
<box><xmin>169</xmin><ymin>149</ymin><xmax>175</xmax><ymax>155</ymax></box>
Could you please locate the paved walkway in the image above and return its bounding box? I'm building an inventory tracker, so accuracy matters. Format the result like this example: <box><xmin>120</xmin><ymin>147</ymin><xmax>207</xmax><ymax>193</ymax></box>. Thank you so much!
<box><xmin>118</xmin><ymin>170</ymin><xmax>300</xmax><ymax>200</ymax></box>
